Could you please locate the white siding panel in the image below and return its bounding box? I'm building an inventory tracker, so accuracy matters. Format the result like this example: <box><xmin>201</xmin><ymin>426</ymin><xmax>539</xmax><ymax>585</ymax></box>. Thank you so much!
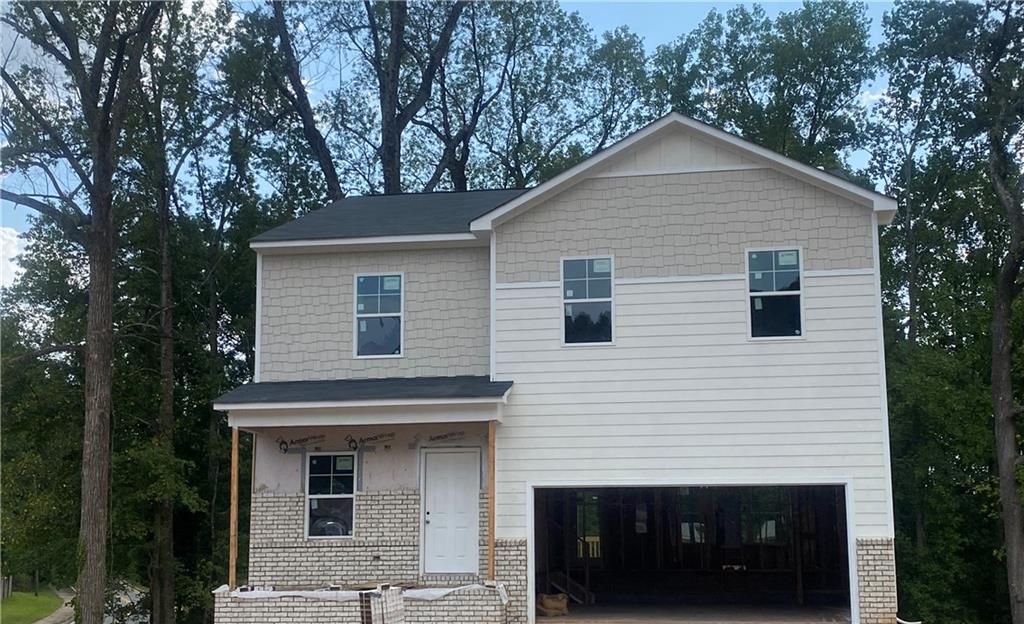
<box><xmin>493</xmin><ymin>273</ymin><xmax>892</xmax><ymax>539</ymax></box>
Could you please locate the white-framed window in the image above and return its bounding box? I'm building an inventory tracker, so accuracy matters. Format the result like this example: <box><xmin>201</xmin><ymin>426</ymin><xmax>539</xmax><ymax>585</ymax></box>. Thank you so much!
<box><xmin>562</xmin><ymin>257</ymin><xmax>613</xmax><ymax>344</ymax></box>
<box><xmin>306</xmin><ymin>453</ymin><xmax>356</xmax><ymax>538</ymax></box>
<box><xmin>355</xmin><ymin>273</ymin><xmax>403</xmax><ymax>357</ymax></box>
<box><xmin>746</xmin><ymin>249</ymin><xmax>803</xmax><ymax>339</ymax></box>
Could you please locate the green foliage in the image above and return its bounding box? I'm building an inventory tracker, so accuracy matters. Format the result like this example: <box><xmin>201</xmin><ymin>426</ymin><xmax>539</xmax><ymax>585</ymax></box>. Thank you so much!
<box><xmin>0</xmin><ymin>589</ymin><xmax>63</xmax><ymax>624</ymax></box>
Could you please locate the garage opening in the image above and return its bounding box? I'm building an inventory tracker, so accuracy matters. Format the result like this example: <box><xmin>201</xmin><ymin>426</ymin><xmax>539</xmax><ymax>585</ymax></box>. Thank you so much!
<box><xmin>534</xmin><ymin>485</ymin><xmax>850</xmax><ymax>622</ymax></box>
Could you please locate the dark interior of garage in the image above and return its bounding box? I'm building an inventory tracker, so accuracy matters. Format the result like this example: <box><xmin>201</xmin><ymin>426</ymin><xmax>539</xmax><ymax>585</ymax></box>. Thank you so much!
<box><xmin>534</xmin><ymin>485</ymin><xmax>850</xmax><ymax>610</ymax></box>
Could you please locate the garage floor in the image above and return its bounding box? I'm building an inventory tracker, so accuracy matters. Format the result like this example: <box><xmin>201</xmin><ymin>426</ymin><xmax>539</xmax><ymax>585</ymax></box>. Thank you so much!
<box><xmin>554</xmin><ymin>605</ymin><xmax>851</xmax><ymax>623</ymax></box>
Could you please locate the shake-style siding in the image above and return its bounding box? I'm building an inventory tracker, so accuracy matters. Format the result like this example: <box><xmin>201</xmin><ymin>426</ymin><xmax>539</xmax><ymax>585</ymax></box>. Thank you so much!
<box><xmin>492</xmin><ymin>271</ymin><xmax>892</xmax><ymax>538</ymax></box>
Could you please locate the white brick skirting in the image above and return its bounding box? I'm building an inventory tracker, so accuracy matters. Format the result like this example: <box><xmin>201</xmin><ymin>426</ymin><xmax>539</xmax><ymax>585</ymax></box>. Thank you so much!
<box><xmin>857</xmin><ymin>538</ymin><xmax>898</xmax><ymax>624</ymax></box>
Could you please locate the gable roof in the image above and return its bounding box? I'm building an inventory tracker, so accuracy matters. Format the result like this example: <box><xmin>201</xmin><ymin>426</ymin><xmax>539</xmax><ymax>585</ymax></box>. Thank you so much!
<box><xmin>250</xmin><ymin>188</ymin><xmax>527</xmax><ymax>250</ymax></box>
<box><xmin>469</xmin><ymin>113</ymin><xmax>897</xmax><ymax>232</ymax></box>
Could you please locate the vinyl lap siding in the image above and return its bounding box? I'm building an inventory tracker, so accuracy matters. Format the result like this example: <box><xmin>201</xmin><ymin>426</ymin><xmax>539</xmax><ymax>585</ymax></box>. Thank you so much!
<box><xmin>493</xmin><ymin>272</ymin><xmax>891</xmax><ymax>538</ymax></box>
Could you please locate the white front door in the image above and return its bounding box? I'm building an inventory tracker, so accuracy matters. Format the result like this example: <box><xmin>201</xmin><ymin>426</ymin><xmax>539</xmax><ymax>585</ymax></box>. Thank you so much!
<box><xmin>423</xmin><ymin>449</ymin><xmax>480</xmax><ymax>574</ymax></box>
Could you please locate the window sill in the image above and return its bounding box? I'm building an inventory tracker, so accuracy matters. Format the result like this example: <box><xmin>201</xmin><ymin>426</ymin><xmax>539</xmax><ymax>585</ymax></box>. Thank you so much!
<box><xmin>747</xmin><ymin>335</ymin><xmax>805</xmax><ymax>342</ymax></box>
<box><xmin>354</xmin><ymin>354</ymin><xmax>404</xmax><ymax>360</ymax></box>
<box><xmin>305</xmin><ymin>535</ymin><xmax>355</xmax><ymax>541</ymax></box>
<box><xmin>561</xmin><ymin>341</ymin><xmax>615</xmax><ymax>348</ymax></box>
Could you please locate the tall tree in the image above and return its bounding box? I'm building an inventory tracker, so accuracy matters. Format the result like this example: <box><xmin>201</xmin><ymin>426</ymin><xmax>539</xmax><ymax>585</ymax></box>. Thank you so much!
<box><xmin>333</xmin><ymin>0</ymin><xmax>466</xmax><ymax>193</ymax></box>
<box><xmin>648</xmin><ymin>1</ymin><xmax>876</xmax><ymax>169</ymax></box>
<box><xmin>270</xmin><ymin>1</ymin><xmax>344</xmax><ymax>202</ymax></box>
<box><xmin>884</xmin><ymin>2</ymin><xmax>1024</xmax><ymax>621</ymax></box>
<box><xmin>1</xmin><ymin>4</ymin><xmax>163</xmax><ymax>622</ymax></box>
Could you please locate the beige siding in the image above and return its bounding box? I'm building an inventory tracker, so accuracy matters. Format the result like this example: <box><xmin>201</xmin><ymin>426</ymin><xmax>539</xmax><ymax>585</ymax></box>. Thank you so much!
<box><xmin>259</xmin><ymin>246</ymin><xmax>488</xmax><ymax>381</ymax></box>
<box><xmin>492</xmin><ymin>272</ymin><xmax>892</xmax><ymax>538</ymax></box>
<box><xmin>495</xmin><ymin>168</ymin><xmax>874</xmax><ymax>283</ymax></box>
<box><xmin>592</xmin><ymin>126</ymin><xmax>755</xmax><ymax>175</ymax></box>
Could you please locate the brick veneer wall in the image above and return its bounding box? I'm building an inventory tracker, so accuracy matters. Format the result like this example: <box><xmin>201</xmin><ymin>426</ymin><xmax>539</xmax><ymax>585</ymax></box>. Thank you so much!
<box><xmin>495</xmin><ymin>540</ymin><xmax>529</xmax><ymax>624</ymax></box>
<box><xmin>857</xmin><ymin>538</ymin><xmax>898</xmax><ymax>624</ymax></box>
<box><xmin>247</xmin><ymin>489</ymin><xmax>492</xmax><ymax>588</ymax></box>
<box><xmin>214</xmin><ymin>586</ymin><xmax>507</xmax><ymax>624</ymax></box>
<box><xmin>248</xmin><ymin>491</ymin><xmax>421</xmax><ymax>587</ymax></box>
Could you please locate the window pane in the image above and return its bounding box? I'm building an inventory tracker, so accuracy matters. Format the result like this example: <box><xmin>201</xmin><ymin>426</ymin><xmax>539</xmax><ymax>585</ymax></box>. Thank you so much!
<box><xmin>748</xmin><ymin>251</ymin><xmax>773</xmax><ymax>272</ymax></box>
<box><xmin>357</xmin><ymin>316</ymin><xmax>401</xmax><ymax>355</ymax></box>
<box><xmin>589</xmin><ymin>258</ymin><xmax>611</xmax><ymax>276</ymax></box>
<box><xmin>308</xmin><ymin>497</ymin><xmax>353</xmax><ymax>537</ymax></box>
<box><xmin>565</xmin><ymin>301</ymin><xmax>612</xmax><ymax>343</ymax></box>
<box><xmin>381</xmin><ymin>275</ymin><xmax>402</xmax><ymax>293</ymax></box>
<box><xmin>356</xmin><ymin>295</ymin><xmax>378</xmax><ymax>314</ymax></box>
<box><xmin>588</xmin><ymin>278</ymin><xmax>611</xmax><ymax>299</ymax></box>
<box><xmin>309</xmin><ymin>476</ymin><xmax>331</xmax><ymax>495</ymax></box>
<box><xmin>748</xmin><ymin>271</ymin><xmax>773</xmax><ymax>293</ymax></box>
<box><xmin>563</xmin><ymin>259</ymin><xmax>587</xmax><ymax>279</ymax></box>
<box><xmin>357</xmin><ymin>275</ymin><xmax>379</xmax><ymax>295</ymax></box>
<box><xmin>775</xmin><ymin>271</ymin><xmax>800</xmax><ymax>291</ymax></box>
<box><xmin>332</xmin><ymin>475</ymin><xmax>354</xmax><ymax>495</ymax></box>
<box><xmin>334</xmin><ymin>456</ymin><xmax>354</xmax><ymax>473</ymax></box>
<box><xmin>309</xmin><ymin>456</ymin><xmax>332</xmax><ymax>475</ymax></box>
<box><xmin>774</xmin><ymin>250</ymin><xmax>799</xmax><ymax>269</ymax></box>
<box><xmin>751</xmin><ymin>295</ymin><xmax>801</xmax><ymax>337</ymax></box>
<box><xmin>378</xmin><ymin>294</ymin><xmax>401</xmax><ymax>314</ymax></box>
<box><xmin>563</xmin><ymin>279</ymin><xmax>587</xmax><ymax>300</ymax></box>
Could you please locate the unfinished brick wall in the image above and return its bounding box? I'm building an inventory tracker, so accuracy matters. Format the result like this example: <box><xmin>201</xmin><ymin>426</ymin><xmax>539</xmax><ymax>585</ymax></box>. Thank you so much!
<box><xmin>495</xmin><ymin>539</ymin><xmax>529</xmax><ymax>624</ymax></box>
<box><xmin>247</xmin><ymin>489</ymin><xmax>492</xmax><ymax>588</ymax></box>
<box><xmin>857</xmin><ymin>538</ymin><xmax>898</xmax><ymax>624</ymax></box>
<box><xmin>247</xmin><ymin>491</ymin><xmax>421</xmax><ymax>587</ymax></box>
<box><xmin>214</xmin><ymin>586</ymin><xmax>506</xmax><ymax>624</ymax></box>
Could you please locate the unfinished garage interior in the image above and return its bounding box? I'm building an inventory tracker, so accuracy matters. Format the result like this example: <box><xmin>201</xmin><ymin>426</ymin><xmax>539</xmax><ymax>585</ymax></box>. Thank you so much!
<box><xmin>534</xmin><ymin>485</ymin><xmax>852</xmax><ymax>621</ymax></box>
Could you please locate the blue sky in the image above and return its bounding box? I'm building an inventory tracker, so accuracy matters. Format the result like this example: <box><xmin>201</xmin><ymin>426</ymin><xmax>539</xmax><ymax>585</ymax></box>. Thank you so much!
<box><xmin>0</xmin><ymin>1</ymin><xmax>895</xmax><ymax>240</ymax></box>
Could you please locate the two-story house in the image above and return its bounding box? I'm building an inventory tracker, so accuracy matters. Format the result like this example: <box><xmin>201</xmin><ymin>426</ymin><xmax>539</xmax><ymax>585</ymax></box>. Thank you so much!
<box><xmin>212</xmin><ymin>113</ymin><xmax>899</xmax><ymax>624</ymax></box>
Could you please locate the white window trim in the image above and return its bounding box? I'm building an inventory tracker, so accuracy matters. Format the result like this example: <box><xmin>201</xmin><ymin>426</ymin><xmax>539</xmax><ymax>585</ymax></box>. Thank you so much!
<box><xmin>560</xmin><ymin>255</ymin><xmax>615</xmax><ymax>347</ymax></box>
<box><xmin>744</xmin><ymin>246</ymin><xmax>806</xmax><ymax>342</ymax></box>
<box><xmin>305</xmin><ymin>451</ymin><xmax>357</xmax><ymax>540</ymax></box>
<box><xmin>353</xmin><ymin>272</ymin><xmax>405</xmax><ymax>359</ymax></box>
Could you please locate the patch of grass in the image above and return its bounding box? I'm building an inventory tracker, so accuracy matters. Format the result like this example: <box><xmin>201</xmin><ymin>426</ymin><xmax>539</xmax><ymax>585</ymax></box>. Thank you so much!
<box><xmin>1</xmin><ymin>589</ymin><xmax>63</xmax><ymax>624</ymax></box>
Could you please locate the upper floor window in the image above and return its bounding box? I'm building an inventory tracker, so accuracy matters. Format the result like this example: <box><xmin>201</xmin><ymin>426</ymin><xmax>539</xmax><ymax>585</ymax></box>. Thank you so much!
<box><xmin>355</xmin><ymin>274</ymin><xmax>402</xmax><ymax>357</ymax></box>
<box><xmin>563</xmin><ymin>257</ymin><xmax>613</xmax><ymax>344</ymax></box>
<box><xmin>307</xmin><ymin>453</ymin><xmax>355</xmax><ymax>538</ymax></box>
<box><xmin>747</xmin><ymin>249</ymin><xmax>802</xmax><ymax>338</ymax></box>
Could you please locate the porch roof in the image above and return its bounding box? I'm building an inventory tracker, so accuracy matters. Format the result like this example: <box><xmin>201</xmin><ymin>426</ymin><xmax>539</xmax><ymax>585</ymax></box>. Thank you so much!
<box><xmin>213</xmin><ymin>375</ymin><xmax>513</xmax><ymax>411</ymax></box>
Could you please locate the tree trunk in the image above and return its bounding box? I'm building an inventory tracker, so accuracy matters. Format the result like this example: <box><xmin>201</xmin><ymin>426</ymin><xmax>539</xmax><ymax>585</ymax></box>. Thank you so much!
<box><xmin>271</xmin><ymin>1</ymin><xmax>343</xmax><ymax>202</ymax></box>
<box><xmin>77</xmin><ymin>188</ymin><xmax>115</xmax><ymax>624</ymax></box>
<box><xmin>991</xmin><ymin>258</ymin><xmax>1024</xmax><ymax>624</ymax></box>
<box><xmin>380</xmin><ymin>120</ymin><xmax>402</xmax><ymax>194</ymax></box>
<box><xmin>149</xmin><ymin>160</ymin><xmax>176</xmax><ymax>624</ymax></box>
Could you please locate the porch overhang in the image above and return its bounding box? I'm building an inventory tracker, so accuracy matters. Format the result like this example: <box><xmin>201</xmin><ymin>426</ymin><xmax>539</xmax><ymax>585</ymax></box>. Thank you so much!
<box><xmin>213</xmin><ymin>375</ymin><xmax>512</xmax><ymax>429</ymax></box>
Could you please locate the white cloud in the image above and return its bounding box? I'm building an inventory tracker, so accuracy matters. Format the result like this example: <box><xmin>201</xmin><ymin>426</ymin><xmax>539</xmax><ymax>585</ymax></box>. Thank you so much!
<box><xmin>0</xmin><ymin>226</ymin><xmax>26</xmax><ymax>288</ymax></box>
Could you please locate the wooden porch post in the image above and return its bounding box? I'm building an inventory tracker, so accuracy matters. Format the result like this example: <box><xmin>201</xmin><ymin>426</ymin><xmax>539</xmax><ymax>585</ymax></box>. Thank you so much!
<box><xmin>229</xmin><ymin>426</ymin><xmax>239</xmax><ymax>589</ymax></box>
<box><xmin>487</xmin><ymin>420</ymin><xmax>497</xmax><ymax>580</ymax></box>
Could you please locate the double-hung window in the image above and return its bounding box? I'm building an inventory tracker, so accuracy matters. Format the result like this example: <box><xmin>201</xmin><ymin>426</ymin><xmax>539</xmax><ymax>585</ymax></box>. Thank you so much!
<box><xmin>747</xmin><ymin>249</ymin><xmax>802</xmax><ymax>338</ymax></box>
<box><xmin>562</xmin><ymin>257</ymin><xmax>613</xmax><ymax>344</ymax></box>
<box><xmin>307</xmin><ymin>453</ymin><xmax>355</xmax><ymax>538</ymax></box>
<box><xmin>355</xmin><ymin>274</ymin><xmax>402</xmax><ymax>356</ymax></box>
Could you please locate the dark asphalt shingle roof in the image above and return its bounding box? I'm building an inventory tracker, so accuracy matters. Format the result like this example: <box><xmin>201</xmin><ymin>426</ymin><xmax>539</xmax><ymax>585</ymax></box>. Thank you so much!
<box><xmin>251</xmin><ymin>188</ymin><xmax>528</xmax><ymax>242</ymax></box>
<box><xmin>213</xmin><ymin>375</ymin><xmax>513</xmax><ymax>407</ymax></box>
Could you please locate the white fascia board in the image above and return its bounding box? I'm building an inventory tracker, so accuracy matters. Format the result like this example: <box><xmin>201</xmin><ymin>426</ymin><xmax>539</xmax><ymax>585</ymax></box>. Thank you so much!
<box><xmin>249</xmin><ymin>232</ymin><xmax>484</xmax><ymax>253</ymax></box>
<box><xmin>213</xmin><ymin>390</ymin><xmax>511</xmax><ymax>412</ymax></box>
<box><xmin>470</xmin><ymin>112</ymin><xmax>898</xmax><ymax>232</ymax></box>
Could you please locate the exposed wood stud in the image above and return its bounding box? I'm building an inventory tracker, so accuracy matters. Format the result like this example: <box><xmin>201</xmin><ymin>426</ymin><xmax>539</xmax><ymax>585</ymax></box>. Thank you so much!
<box><xmin>487</xmin><ymin>420</ymin><xmax>497</xmax><ymax>580</ymax></box>
<box><xmin>228</xmin><ymin>427</ymin><xmax>239</xmax><ymax>589</ymax></box>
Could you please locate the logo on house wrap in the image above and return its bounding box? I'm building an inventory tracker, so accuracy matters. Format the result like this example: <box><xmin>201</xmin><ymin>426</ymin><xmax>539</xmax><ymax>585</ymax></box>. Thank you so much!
<box><xmin>428</xmin><ymin>430</ymin><xmax>466</xmax><ymax>443</ymax></box>
<box><xmin>354</xmin><ymin>431</ymin><xmax>396</xmax><ymax>452</ymax></box>
<box><xmin>276</xmin><ymin>434</ymin><xmax>326</xmax><ymax>454</ymax></box>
